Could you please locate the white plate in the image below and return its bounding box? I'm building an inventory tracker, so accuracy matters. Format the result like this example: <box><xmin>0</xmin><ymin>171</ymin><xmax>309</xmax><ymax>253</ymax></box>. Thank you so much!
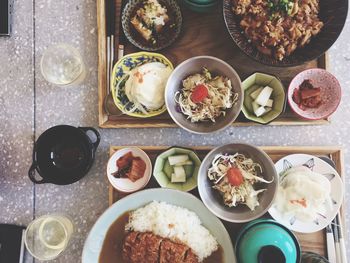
<box><xmin>82</xmin><ymin>188</ymin><xmax>236</xmax><ymax>263</ymax></box>
<box><xmin>106</xmin><ymin>147</ymin><xmax>152</xmax><ymax>192</ymax></box>
<box><xmin>268</xmin><ymin>154</ymin><xmax>343</xmax><ymax>233</ymax></box>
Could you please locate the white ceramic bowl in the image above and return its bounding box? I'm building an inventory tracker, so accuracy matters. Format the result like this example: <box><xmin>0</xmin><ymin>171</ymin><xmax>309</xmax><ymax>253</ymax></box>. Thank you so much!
<box><xmin>165</xmin><ymin>56</ymin><xmax>243</xmax><ymax>134</ymax></box>
<box><xmin>198</xmin><ymin>143</ymin><xmax>278</xmax><ymax>223</ymax></box>
<box><xmin>268</xmin><ymin>154</ymin><xmax>344</xmax><ymax>233</ymax></box>
<box><xmin>106</xmin><ymin>147</ymin><xmax>152</xmax><ymax>193</ymax></box>
<box><xmin>82</xmin><ymin>188</ymin><xmax>236</xmax><ymax>263</ymax></box>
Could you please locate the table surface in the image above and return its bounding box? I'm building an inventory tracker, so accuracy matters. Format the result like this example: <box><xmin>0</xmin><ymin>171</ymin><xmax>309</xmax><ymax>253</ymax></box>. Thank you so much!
<box><xmin>0</xmin><ymin>1</ymin><xmax>349</xmax><ymax>262</ymax></box>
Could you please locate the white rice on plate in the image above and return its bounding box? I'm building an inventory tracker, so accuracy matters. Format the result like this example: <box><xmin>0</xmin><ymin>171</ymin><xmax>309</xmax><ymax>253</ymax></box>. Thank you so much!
<box><xmin>125</xmin><ymin>201</ymin><xmax>218</xmax><ymax>261</ymax></box>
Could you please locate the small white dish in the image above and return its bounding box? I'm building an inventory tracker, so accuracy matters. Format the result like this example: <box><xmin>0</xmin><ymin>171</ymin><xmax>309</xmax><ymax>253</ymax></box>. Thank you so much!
<box><xmin>268</xmin><ymin>153</ymin><xmax>344</xmax><ymax>233</ymax></box>
<box><xmin>106</xmin><ymin>147</ymin><xmax>152</xmax><ymax>193</ymax></box>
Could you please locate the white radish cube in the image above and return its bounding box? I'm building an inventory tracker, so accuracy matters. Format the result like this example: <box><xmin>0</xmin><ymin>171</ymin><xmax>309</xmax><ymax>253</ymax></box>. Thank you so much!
<box><xmin>265</xmin><ymin>99</ymin><xmax>273</xmax><ymax>108</ymax></box>
<box><xmin>250</xmin><ymin>87</ymin><xmax>263</xmax><ymax>100</ymax></box>
<box><xmin>265</xmin><ymin>107</ymin><xmax>272</xmax><ymax>113</ymax></box>
<box><xmin>254</xmin><ymin>106</ymin><xmax>266</xmax><ymax>117</ymax></box>
<box><xmin>171</xmin><ymin>166</ymin><xmax>186</xmax><ymax>183</ymax></box>
<box><xmin>252</xmin><ymin>101</ymin><xmax>260</xmax><ymax>112</ymax></box>
<box><xmin>255</xmin><ymin>86</ymin><xmax>273</xmax><ymax>106</ymax></box>
<box><xmin>168</xmin><ymin>155</ymin><xmax>189</xmax><ymax>166</ymax></box>
<box><xmin>174</xmin><ymin>160</ymin><xmax>193</xmax><ymax>166</ymax></box>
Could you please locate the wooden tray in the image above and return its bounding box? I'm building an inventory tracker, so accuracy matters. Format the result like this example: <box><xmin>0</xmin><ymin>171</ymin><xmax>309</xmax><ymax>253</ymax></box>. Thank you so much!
<box><xmin>108</xmin><ymin>145</ymin><xmax>344</xmax><ymax>258</ymax></box>
<box><xmin>97</xmin><ymin>0</ymin><xmax>330</xmax><ymax>128</ymax></box>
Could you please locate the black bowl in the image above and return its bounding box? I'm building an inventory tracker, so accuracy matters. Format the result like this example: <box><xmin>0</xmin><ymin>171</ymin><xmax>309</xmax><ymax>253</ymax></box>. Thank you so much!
<box><xmin>223</xmin><ymin>0</ymin><xmax>348</xmax><ymax>67</ymax></box>
<box><xmin>28</xmin><ymin>125</ymin><xmax>100</xmax><ymax>185</ymax></box>
<box><xmin>122</xmin><ymin>0</ymin><xmax>182</xmax><ymax>51</ymax></box>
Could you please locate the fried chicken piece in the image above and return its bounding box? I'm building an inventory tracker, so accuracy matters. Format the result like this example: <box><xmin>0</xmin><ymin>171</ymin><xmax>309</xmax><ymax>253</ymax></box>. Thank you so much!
<box><xmin>117</xmin><ymin>152</ymin><xmax>133</xmax><ymax>170</ymax></box>
<box><xmin>184</xmin><ymin>249</ymin><xmax>200</xmax><ymax>263</ymax></box>
<box><xmin>128</xmin><ymin>157</ymin><xmax>146</xmax><ymax>182</ymax></box>
<box><xmin>122</xmin><ymin>232</ymin><xmax>146</xmax><ymax>262</ymax></box>
<box><xmin>159</xmin><ymin>239</ymin><xmax>189</xmax><ymax>263</ymax></box>
<box><xmin>141</xmin><ymin>232</ymin><xmax>163</xmax><ymax>262</ymax></box>
<box><xmin>122</xmin><ymin>231</ymin><xmax>200</xmax><ymax>263</ymax></box>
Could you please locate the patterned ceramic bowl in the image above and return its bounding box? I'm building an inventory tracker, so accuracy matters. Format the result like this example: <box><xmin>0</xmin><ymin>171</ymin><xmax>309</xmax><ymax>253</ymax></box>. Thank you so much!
<box><xmin>111</xmin><ymin>52</ymin><xmax>174</xmax><ymax>118</ymax></box>
<box><xmin>223</xmin><ymin>0</ymin><xmax>348</xmax><ymax>67</ymax></box>
<box><xmin>288</xmin><ymin>68</ymin><xmax>341</xmax><ymax>120</ymax></box>
<box><xmin>122</xmin><ymin>0</ymin><xmax>182</xmax><ymax>51</ymax></box>
<box><xmin>269</xmin><ymin>154</ymin><xmax>344</xmax><ymax>233</ymax></box>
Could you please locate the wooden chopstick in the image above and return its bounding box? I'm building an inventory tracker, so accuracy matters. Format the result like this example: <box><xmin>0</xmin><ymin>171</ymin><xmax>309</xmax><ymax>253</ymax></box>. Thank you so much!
<box><xmin>336</xmin><ymin>214</ymin><xmax>347</xmax><ymax>263</ymax></box>
<box><xmin>325</xmin><ymin>156</ymin><xmax>346</xmax><ymax>263</ymax></box>
<box><xmin>332</xmin><ymin>218</ymin><xmax>342</xmax><ymax>263</ymax></box>
<box><xmin>117</xmin><ymin>0</ymin><xmax>126</xmax><ymax>60</ymax></box>
<box><xmin>105</xmin><ymin>0</ymin><xmax>112</xmax><ymax>94</ymax></box>
<box><xmin>326</xmin><ymin>224</ymin><xmax>337</xmax><ymax>263</ymax></box>
<box><xmin>108</xmin><ymin>0</ymin><xmax>116</xmax><ymax>92</ymax></box>
<box><xmin>110</xmin><ymin>0</ymin><xmax>116</xmax><ymax>63</ymax></box>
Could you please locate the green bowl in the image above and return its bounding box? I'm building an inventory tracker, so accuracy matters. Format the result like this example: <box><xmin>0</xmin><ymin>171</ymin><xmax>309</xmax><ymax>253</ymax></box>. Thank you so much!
<box><xmin>153</xmin><ymin>147</ymin><xmax>201</xmax><ymax>192</ymax></box>
<box><xmin>187</xmin><ymin>0</ymin><xmax>217</xmax><ymax>5</ymax></box>
<box><xmin>242</xmin><ymin>72</ymin><xmax>286</xmax><ymax>124</ymax></box>
<box><xmin>182</xmin><ymin>0</ymin><xmax>218</xmax><ymax>13</ymax></box>
<box><xmin>235</xmin><ymin>219</ymin><xmax>301</xmax><ymax>263</ymax></box>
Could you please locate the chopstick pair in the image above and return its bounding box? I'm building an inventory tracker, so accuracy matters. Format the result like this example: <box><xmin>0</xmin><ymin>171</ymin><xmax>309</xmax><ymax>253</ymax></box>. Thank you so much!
<box><xmin>106</xmin><ymin>0</ymin><xmax>126</xmax><ymax>96</ymax></box>
<box><xmin>106</xmin><ymin>0</ymin><xmax>116</xmax><ymax>94</ymax></box>
<box><xmin>333</xmin><ymin>214</ymin><xmax>347</xmax><ymax>263</ymax></box>
<box><xmin>328</xmin><ymin>214</ymin><xmax>347</xmax><ymax>263</ymax></box>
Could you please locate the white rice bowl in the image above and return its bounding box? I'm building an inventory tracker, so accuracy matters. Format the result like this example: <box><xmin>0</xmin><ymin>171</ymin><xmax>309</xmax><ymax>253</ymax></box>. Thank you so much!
<box><xmin>126</xmin><ymin>201</ymin><xmax>218</xmax><ymax>261</ymax></box>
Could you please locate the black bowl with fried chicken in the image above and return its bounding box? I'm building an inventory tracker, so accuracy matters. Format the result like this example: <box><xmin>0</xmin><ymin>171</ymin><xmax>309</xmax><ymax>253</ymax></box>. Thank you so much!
<box><xmin>223</xmin><ymin>0</ymin><xmax>348</xmax><ymax>66</ymax></box>
<box><xmin>122</xmin><ymin>0</ymin><xmax>182</xmax><ymax>51</ymax></box>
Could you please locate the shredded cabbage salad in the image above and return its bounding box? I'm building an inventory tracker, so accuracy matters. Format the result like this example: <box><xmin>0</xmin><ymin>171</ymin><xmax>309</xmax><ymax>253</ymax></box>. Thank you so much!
<box><xmin>207</xmin><ymin>153</ymin><xmax>272</xmax><ymax>211</ymax></box>
<box><xmin>175</xmin><ymin>68</ymin><xmax>238</xmax><ymax>122</ymax></box>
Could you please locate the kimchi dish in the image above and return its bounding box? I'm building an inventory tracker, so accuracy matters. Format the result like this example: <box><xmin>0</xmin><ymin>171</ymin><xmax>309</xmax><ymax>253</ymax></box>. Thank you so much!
<box><xmin>292</xmin><ymin>79</ymin><xmax>322</xmax><ymax>110</ymax></box>
<box><xmin>112</xmin><ymin>152</ymin><xmax>146</xmax><ymax>182</ymax></box>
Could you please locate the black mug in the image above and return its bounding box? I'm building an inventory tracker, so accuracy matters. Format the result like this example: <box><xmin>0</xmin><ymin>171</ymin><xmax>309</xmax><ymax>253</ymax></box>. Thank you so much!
<box><xmin>28</xmin><ymin>125</ymin><xmax>101</xmax><ymax>185</ymax></box>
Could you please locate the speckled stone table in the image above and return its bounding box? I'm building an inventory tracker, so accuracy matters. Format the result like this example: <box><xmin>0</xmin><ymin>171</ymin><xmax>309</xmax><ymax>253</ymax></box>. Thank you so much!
<box><xmin>0</xmin><ymin>0</ymin><xmax>349</xmax><ymax>262</ymax></box>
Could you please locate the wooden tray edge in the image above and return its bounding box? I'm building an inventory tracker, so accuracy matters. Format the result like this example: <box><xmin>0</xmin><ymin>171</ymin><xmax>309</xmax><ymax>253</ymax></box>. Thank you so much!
<box><xmin>97</xmin><ymin>0</ymin><xmax>108</xmax><ymax>127</ymax></box>
<box><xmin>99</xmin><ymin>118</ymin><xmax>330</xmax><ymax>129</ymax></box>
<box><xmin>97</xmin><ymin>0</ymin><xmax>330</xmax><ymax>129</ymax></box>
<box><xmin>108</xmin><ymin>145</ymin><xmax>343</xmax><ymax>205</ymax></box>
<box><xmin>106</xmin><ymin>145</ymin><xmax>346</xmax><ymax>258</ymax></box>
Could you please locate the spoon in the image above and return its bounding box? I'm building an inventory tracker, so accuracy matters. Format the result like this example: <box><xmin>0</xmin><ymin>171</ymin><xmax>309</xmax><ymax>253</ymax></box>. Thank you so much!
<box><xmin>104</xmin><ymin>92</ymin><xmax>124</xmax><ymax>116</ymax></box>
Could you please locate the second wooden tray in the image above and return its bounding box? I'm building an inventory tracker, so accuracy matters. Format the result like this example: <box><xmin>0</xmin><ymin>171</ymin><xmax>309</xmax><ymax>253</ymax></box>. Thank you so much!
<box><xmin>97</xmin><ymin>0</ymin><xmax>330</xmax><ymax>128</ymax></box>
<box><xmin>108</xmin><ymin>145</ymin><xmax>344</xmax><ymax>258</ymax></box>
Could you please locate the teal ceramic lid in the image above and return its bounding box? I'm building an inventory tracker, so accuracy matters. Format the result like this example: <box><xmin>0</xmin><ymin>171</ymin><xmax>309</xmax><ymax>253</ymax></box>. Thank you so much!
<box><xmin>235</xmin><ymin>219</ymin><xmax>301</xmax><ymax>263</ymax></box>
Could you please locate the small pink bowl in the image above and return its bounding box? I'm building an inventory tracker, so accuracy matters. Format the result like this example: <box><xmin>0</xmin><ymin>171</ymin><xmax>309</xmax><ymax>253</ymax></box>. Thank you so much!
<box><xmin>288</xmin><ymin>68</ymin><xmax>341</xmax><ymax>120</ymax></box>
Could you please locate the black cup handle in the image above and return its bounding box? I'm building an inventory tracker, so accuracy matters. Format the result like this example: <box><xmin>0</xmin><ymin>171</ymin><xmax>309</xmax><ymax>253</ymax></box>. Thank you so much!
<box><xmin>79</xmin><ymin>127</ymin><xmax>101</xmax><ymax>152</ymax></box>
<box><xmin>258</xmin><ymin>245</ymin><xmax>286</xmax><ymax>263</ymax></box>
<box><xmin>28</xmin><ymin>163</ymin><xmax>46</xmax><ymax>184</ymax></box>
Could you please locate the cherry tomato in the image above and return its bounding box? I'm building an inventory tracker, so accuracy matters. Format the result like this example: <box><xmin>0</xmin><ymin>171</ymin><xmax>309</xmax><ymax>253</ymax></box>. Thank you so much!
<box><xmin>227</xmin><ymin>167</ymin><xmax>243</xmax><ymax>186</ymax></box>
<box><xmin>191</xmin><ymin>84</ymin><xmax>208</xmax><ymax>103</ymax></box>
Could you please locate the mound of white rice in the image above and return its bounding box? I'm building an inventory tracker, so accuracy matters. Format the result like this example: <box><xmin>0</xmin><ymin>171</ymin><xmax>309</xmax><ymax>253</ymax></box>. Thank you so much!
<box><xmin>126</xmin><ymin>201</ymin><xmax>218</xmax><ymax>262</ymax></box>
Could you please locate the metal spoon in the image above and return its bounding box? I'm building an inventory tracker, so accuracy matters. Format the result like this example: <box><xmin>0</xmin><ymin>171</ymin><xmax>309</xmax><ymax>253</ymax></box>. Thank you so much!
<box><xmin>104</xmin><ymin>92</ymin><xmax>124</xmax><ymax>116</ymax></box>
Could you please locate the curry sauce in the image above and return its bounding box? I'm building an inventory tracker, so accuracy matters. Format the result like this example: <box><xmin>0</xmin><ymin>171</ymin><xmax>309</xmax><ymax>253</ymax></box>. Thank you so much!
<box><xmin>98</xmin><ymin>212</ymin><xmax>223</xmax><ymax>263</ymax></box>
